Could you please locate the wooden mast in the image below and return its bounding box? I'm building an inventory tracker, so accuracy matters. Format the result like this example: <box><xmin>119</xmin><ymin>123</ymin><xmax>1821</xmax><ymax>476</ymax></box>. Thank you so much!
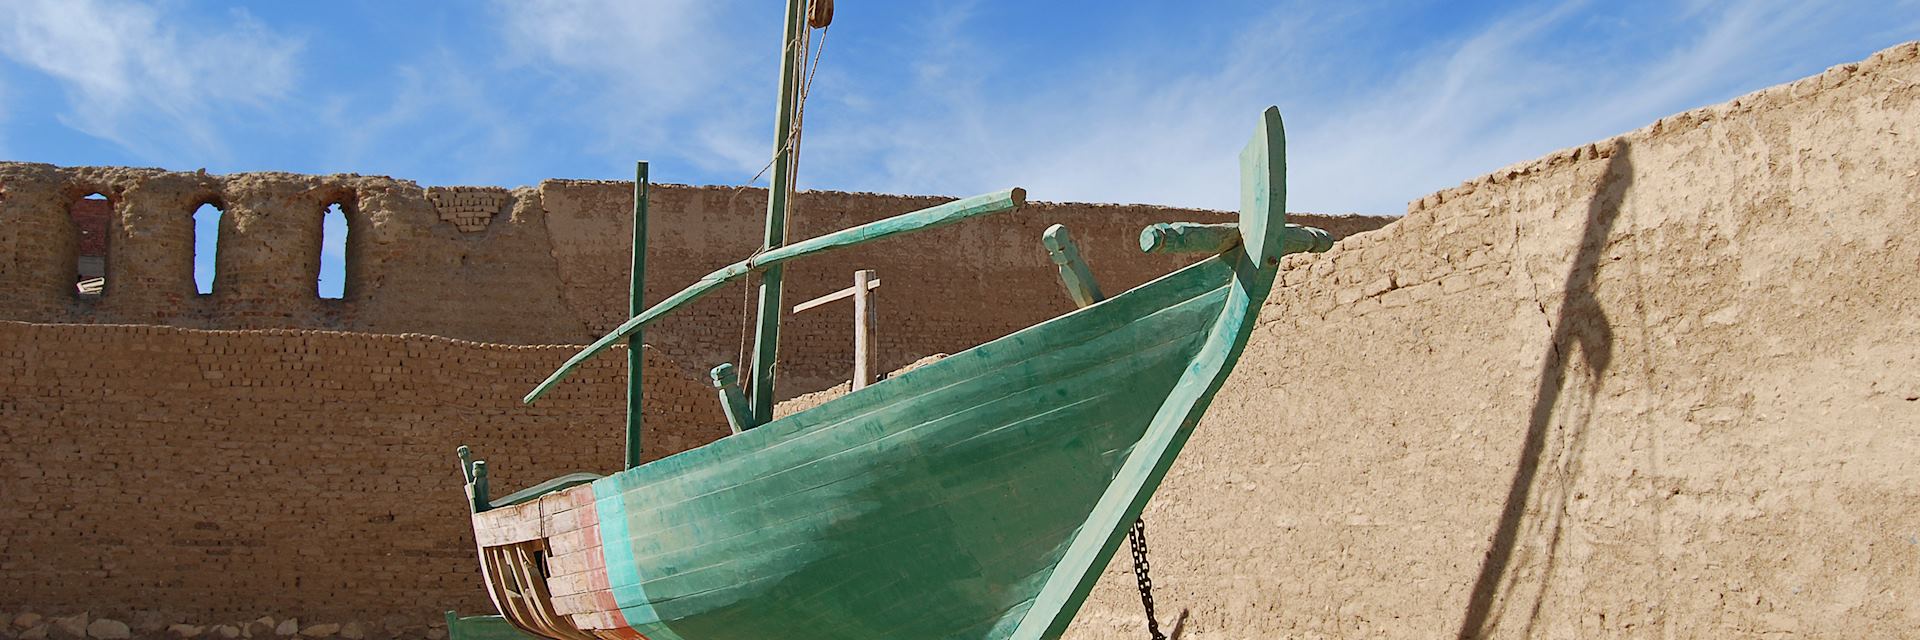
<box><xmin>746</xmin><ymin>0</ymin><xmax>811</xmax><ymax>426</ymax></box>
<box><xmin>625</xmin><ymin>161</ymin><xmax>649</xmax><ymax>469</ymax></box>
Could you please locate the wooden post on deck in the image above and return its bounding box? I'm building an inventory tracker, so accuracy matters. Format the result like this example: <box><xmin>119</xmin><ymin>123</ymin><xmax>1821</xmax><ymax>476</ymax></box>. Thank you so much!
<box><xmin>851</xmin><ymin>269</ymin><xmax>877</xmax><ymax>389</ymax></box>
<box><xmin>793</xmin><ymin>270</ymin><xmax>881</xmax><ymax>389</ymax></box>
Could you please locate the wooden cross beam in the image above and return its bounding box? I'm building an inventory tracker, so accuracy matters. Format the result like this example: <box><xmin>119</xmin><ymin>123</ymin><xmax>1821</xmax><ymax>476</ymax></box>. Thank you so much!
<box><xmin>793</xmin><ymin>270</ymin><xmax>880</xmax><ymax>389</ymax></box>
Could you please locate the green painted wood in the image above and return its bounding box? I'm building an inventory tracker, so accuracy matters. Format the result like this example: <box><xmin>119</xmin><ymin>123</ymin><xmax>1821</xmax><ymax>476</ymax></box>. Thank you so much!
<box><xmin>1237</xmin><ymin>106</ymin><xmax>1289</xmax><ymax>268</ymax></box>
<box><xmin>444</xmin><ymin>612</ymin><xmax>537</xmax><ymax>640</ymax></box>
<box><xmin>756</xmin><ymin>188</ymin><xmax>1026</xmax><ymax>263</ymax></box>
<box><xmin>747</xmin><ymin>0</ymin><xmax>812</xmax><ymax>426</ymax></box>
<box><xmin>524</xmin><ymin>188</ymin><xmax>1026</xmax><ymax>405</ymax></box>
<box><xmin>493</xmin><ymin>107</ymin><xmax>1307</xmax><ymax>639</ymax></box>
<box><xmin>470</xmin><ymin>460</ymin><xmax>489</xmax><ymax>512</ymax></box>
<box><xmin>1010</xmin><ymin>105</ymin><xmax>1289</xmax><ymax>640</ymax></box>
<box><xmin>525</xmin><ymin>261</ymin><xmax>748</xmax><ymax>404</ymax></box>
<box><xmin>457</xmin><ymin>445</ymin><xmax>474</xmax><ymax>484</ymax></box>
<box><xmin>1041</xmin><ymin>224</ymin><xmax>1103</xmax><ymax>307</ymax></box>
<box><xmin>1141</xmin><ymin>222</ymin><xmax>1333</xmax><ymax>256</ymax></box>
<box><xmin>708</xmin><ymin>363</ymin><xmax>753</xmax><ymax>435</ymax></box>
<box><xmin>1282</xmin><ymin>223</ymin><xmax>1336</xmax><ymax>254</ymax></box>
<box><xmin>627</xmin><ymin>161</ymin><xmax>649</xmax><ymax>470</ymax></box>
<box><xmin>588</xmin><ymin>253</ymin><xmax>1236</xmax><ymax>639</ymax></box>
<box><xmin>1138</xmin><ymin>222</ymin><xmax>1240</xmax><ymax>255</ymax></box>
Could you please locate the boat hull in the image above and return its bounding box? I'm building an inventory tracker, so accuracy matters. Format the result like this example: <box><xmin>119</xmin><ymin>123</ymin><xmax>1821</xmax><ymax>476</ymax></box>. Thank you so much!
<box><xmin>477</xmin><ymin>254</ymin><xmax>1236</xmax><ymax>640</ymax></box>
<box><xmin>469</xmin><ymin>106</ymin><xmax>1295</xmax><ymax>640</ymax></box>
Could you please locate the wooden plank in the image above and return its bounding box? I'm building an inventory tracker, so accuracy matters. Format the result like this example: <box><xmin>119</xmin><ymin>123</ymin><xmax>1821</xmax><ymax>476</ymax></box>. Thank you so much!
<box><xmin>852</xmin><ymin>269</ymin><xmax>876</xmax><ymax>389</ymax></box>
<box><xmin>1041</xmin><ymin>224</ymin><xmax>1104</xmax><ymax>307</ymax></box>
<box><xmin>709</xmin><ymin>363</ymin><xmax>754</xmax><ymax>434</ymax></box>
<box><xmin>791</xmin><ymin>278</ymin><xmax>881</xmax><ymax>314</ymax></box>
<box><xmin>470</xmin><ymin>499</ymin><xmax>544</xmax><ymax>547</ymax></box>
<box><xmin>1138</xmin><ymin>222</ymin><xmax>1240</xmax><ymax>255</ymax></box>
<box><xmin>1237</xmin><ymin>106</ymin><xmax>1289</xmax><ymax>266</ymax></box>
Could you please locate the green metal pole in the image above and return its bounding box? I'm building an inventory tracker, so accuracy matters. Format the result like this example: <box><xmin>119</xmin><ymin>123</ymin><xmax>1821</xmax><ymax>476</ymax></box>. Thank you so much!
<box><xmin>747</xmin><ymin>0</ymin><xmax>809</xmax><ymax>426</ymax></box>
<box><xmin>625</xmin><ymin>161</ymin><xmax>649</xmax><ymax>469</ymax></box>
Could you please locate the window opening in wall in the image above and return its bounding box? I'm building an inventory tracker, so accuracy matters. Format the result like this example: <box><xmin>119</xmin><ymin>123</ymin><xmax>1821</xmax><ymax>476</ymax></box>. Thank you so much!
<box><xmin>319</xmin><ymin>203</ymin><xmax>349</xmax><ymax>299</ymax></box>
<box><xmin>71</xmin><ymin>193</ymin><xmax>109</xmax><ymax>297</ymax></box>
<box><xmin>192</xmin><ymin>203</ymin><xmax>222</xmax><ymax>294</ymax></box>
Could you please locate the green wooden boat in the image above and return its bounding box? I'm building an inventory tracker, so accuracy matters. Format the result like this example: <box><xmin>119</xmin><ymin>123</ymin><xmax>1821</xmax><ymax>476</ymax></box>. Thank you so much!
<box><xmin>459</xmin><ymin>105</ymin><xmax>1331</xmax><ymax>640</ymax></box>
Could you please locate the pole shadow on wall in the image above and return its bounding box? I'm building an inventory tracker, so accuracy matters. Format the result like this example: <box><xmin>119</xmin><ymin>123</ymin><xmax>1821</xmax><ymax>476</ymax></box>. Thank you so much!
<box><xmin>1455</xmin><ymin>142</ymin><xmax>1631</xmax><ymax>639</ymax></box>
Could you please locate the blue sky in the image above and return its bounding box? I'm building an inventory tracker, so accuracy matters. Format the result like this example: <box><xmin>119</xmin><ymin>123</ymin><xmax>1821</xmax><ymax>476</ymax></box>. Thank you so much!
<box><xmin>2</xmin><ymin>0</ymin><xmax>1916</xmax><ymax>220</ymax></box>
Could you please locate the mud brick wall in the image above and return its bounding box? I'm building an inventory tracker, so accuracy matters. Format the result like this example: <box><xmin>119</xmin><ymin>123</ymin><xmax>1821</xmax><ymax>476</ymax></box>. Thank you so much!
<box><xmin>0</xmin><ymin>162</ymin><xmax>1387</xmax><ymax>398</ymax></box>
<box><xmin>0</xmin><ymin>321</ymin><xmax>728</xmax><ymax>624</ymax></box>
<box><xmin>1066</xmin><ymin>42</ymin><xmax>1920</xmax><ymax>639</ymax></box>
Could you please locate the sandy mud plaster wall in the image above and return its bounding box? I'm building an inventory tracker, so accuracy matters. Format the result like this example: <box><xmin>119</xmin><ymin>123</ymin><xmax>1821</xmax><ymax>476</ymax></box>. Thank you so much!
<box><xmin>1066</xmin><ymin>42</ymin><xmax>1920</xmax><ymax>639</ymax></box>
<box><xmin>0</xmin><ymin>321</ymin><xmax>728</xmax><ymax>626</ymax></box>
<box><xmin>0</xmin><ymin>165</ymin><xmax>1387</xmax><ymax>398</ymax></box>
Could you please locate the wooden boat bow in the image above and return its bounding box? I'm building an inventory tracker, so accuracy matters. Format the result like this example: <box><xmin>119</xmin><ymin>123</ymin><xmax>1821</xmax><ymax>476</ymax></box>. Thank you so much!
<box><xmin>461</xmin><ymin>107</ymin><xmax>1329</xmax><ymax>640</ymax></box>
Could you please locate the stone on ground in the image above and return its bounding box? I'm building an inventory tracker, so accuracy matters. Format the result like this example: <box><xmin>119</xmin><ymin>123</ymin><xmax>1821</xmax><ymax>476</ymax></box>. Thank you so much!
<box><xmin>211</xmin><ymin>625</ymin><xmax>240</xmax><ymax>639</ymax></box>
<box><xmin>19</xmin><ymin>626</ymin><xmax>47</xmax><ymax>640</ymax></box>
<box><xmin>12</xmin><ymin>615</ymin><xmax>41</xmax><ymax>630</ymax></box>
<box><xmin>272</xmin><ymin>620</ymin><xmax>297</xmax><ymax>637</ymax></box>
<box><xmin>48</xmin><ymin>615</ymin><xmax>87</xmax><ymax>640</ymax></box>
<box><xmin>242</xmin><ymin>618</ymin><xmax>273</xmax><ymax>639</ymax></box>
<box><xmin>84</xmin><ymin>619</ymin><xmax>129</xmax><ymax>640</ymax></box>
<box><xmin>297</xmin><ymin>624</ymin><xmax>337</xmax><ymax>638</ymax></box>
<box><xmin>167</xmin><ymin>624</ymin><xmax>205</xmax><ymax>638</ymax></box>
<box><xmin>335</xmin><ymin>623</ymin><xmax>362</xmax><ymax>640</ymax></box>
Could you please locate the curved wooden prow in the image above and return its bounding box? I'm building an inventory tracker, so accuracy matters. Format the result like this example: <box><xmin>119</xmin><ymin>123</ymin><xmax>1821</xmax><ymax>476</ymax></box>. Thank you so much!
<box><xmin>1011</xmin><ymin>106</ymin><xmax>1291</xmax><ymax>639</ymax></box>
<box><xmin>525</xmin><ymin>188</ymin><xmax>1026</xmax><ymax>405</ymax></box>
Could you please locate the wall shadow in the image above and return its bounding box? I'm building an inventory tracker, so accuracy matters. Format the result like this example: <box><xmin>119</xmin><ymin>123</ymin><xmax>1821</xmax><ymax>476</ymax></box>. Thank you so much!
<box><xmin>1455</xmin><ymin>142</ymin><xmax>1632</xmax><ymax>639</ymax></box>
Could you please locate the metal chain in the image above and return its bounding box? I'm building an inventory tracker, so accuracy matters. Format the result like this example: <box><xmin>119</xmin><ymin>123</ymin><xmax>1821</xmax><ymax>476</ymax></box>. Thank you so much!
<box><xmin>1128</xmin><ymin>518</ymin><xmax>1166</xmax><ymax>640</ymax></box>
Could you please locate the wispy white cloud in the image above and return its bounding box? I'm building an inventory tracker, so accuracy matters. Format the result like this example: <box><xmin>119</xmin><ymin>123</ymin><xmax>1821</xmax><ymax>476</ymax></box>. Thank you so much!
<box><xmin>799</xmin><ymin>1</ymin><xmax>1912</xmax><ymax>214</ymax></box>
<box><xmin>0</xmin><ymin>0</ymin><xmax>302</xmax><ymax>162</ymax></box>
<box><xmin>492</xmin><ymin>0</ymin><xmax>770</xmax><ymax>176</ymax></box>
<box><xmin>312</xmin><ymin>50</ymin><xmax>534</xmax><ymax>186</ymax></box>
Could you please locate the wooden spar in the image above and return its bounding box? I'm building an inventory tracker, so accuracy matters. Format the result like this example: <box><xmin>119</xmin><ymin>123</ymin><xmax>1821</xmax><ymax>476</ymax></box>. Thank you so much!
<box><xmin>708</xmin><ymin>363</ymin><xmax>752</xmax><ymax>435</ymax></box>
<box><xmin>524</xmin><ymin>188</ymin><xmax>1025</xmax><ymax>405</ymax></box>
<box><xmin>626</xmin><ymin>161</ymin><xmax>649</xmax><ymax>470</ymax></box>
<box><xmin>748</xmin><ymin>0</ymin><xmax>812</xmax><ymax>427</ymax></box>
<box><xmin>1280</xmin><ymin>224</ymin><xmax>1337</xmax><ymax>255</ymax></box>
<box><xmin>757</xmin><ymin>188</ymin><xmax>1025</xmax><ymax>262</ymax></box>
<box><xmin>1139</xmin><ymin>222</ymin><xmax>1240</xmax><ymax>254</ymax></box>
<box><xmin>1140</xmin><ymin>221</ymin><xmax>1334</xmax><ymax>256</ymax></box>
<box><xmin>1042</xmin><ymin>224</ymin><xmax>1104</xmax><ymax>307</ymax></box>
<box><xmin>794</xmin><ymin>270</ymin><xmax>882</xmax><ymax>389</ymax></box>
<box><xmin>791</xmin><ymin>277</ymin><xmax>880</xmax><ymax>314</ymax></box>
